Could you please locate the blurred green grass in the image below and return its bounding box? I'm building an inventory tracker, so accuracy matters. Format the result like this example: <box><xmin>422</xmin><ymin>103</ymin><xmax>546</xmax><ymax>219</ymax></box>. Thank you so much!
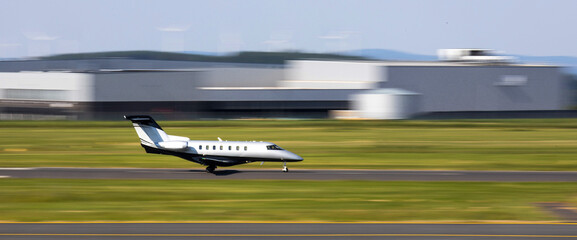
<box><xmin>2</xmin><ymin>119</ymin><xmax>577</xmax><ymax>170</ymax></box>
<box><xmin>0</xmin><ymin>179</ymin><xmax>575</xmax><ymax>222</ymax></box>
<box><xmin>2</xmin><ymin>119</ymin><xmax>577</xmax><ymax>222</ymax></box>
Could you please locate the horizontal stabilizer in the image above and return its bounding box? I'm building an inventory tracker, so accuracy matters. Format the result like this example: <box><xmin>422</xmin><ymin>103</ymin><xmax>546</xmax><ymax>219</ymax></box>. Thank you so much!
<box><xmin>158</xmin><ymin>141</ymin><xmax>188</xmax><ymax>150</ymax></box>
<box><xmin>168</xmin><ymin>135</ymin><xmax>190</xmax><ymax>141</ymax></box>
<box><xmin>124</xmin><ymin>115</ymin><xmax>163</xmax><ymax>130</ymax></box>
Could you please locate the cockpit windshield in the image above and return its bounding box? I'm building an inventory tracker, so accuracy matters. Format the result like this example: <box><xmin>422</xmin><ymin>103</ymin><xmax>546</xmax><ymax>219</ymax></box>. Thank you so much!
<box><xmin>266</xmin><ymin>144</ymin><xmax>284</xmax><ymax>150</ymax></box>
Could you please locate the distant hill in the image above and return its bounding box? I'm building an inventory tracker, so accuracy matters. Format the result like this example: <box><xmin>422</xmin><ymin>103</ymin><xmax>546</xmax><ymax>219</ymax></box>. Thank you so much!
<box><xmin>41</xmin><ymin>51</ymin><xmax>372</xmax><ymax>65</ymax></box>
<box><xmin>343</xmin><ymin>49</ymin><xmax>437</xmax><ymax>61</ymax></box>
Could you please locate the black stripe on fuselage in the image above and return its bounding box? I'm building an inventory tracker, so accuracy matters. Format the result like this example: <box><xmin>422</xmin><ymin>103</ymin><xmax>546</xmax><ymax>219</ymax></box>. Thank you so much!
<box><xmin>141</xmin><ymin>144</ymin><xmax>201</xmax><ymax>163</ymax></box>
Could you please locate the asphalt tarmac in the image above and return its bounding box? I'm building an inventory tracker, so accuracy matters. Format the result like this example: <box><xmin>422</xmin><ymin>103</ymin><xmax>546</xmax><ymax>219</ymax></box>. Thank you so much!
<box><xmin>1</xmin><ymin>167</ymin><xmax>577</xmax><ymax>181</ymax></box>
<box><xmin>0</xmin><ymin>223</ymin><xmax>576</xmax><ymax>240</ymax></box>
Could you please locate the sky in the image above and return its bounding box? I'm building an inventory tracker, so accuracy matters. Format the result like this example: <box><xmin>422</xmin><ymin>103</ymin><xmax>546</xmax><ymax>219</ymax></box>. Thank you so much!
<box><xmin>1</xmin><ymin>0</ymin><xmax>577</xmax><ymax>58</ymax></box>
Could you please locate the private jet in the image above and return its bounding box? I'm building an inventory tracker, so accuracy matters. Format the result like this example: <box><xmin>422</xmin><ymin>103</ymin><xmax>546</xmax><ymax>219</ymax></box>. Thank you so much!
<box><xmin>125</xmin><ymin>115</ymin><xmax>303</xmax><ymax>173</ymax></box>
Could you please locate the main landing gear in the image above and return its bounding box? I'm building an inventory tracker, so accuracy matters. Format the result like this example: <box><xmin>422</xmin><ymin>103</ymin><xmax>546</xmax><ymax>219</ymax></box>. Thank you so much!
<box><xmin>206</xmin><ymin>165</ymin><xmax>216</xmax><ymax>173</ymax></box>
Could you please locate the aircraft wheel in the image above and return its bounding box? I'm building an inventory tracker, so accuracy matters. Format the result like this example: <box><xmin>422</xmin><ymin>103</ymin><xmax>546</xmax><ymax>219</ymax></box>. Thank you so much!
<box><xmin>206</xmin><ymin>165</ymin><xmax>216</xmax><ymax>173</ymax></box>
<box><xmin>282</xmin><ymin>166</ymin><xmax>288</xmax><ymax>172</ymax></box>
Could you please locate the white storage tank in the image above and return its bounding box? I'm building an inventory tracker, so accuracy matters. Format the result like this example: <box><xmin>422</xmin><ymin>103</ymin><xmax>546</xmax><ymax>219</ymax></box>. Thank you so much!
<box><xmin>351</xmin><ymin>88</ymin><xmax>421</xmax><ymax>119</ymax></box>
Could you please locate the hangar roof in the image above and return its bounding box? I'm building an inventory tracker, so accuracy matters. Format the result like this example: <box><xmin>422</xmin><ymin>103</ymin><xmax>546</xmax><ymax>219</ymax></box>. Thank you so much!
<box><xmin>291</xmin><ymin>59</ymin><xmax>558</xmax><ymax>68</ymax></box>
<box><xmin>361</xmin><ymin>88</ymin><xmax>420</xmax><ymax>95</ymax></box>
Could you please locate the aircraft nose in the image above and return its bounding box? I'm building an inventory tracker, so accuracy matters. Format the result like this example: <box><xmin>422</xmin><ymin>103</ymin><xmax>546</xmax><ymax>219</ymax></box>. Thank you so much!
<box><xmin>284</xmin><ymin>151</ymin><xmax>304</xmax><ymax>161</ymax></box>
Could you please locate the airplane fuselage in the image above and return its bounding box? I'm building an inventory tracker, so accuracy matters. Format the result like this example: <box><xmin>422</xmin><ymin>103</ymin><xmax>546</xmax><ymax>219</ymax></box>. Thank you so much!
<box><xmin>141</xmin><ymin>139</ymin><xmax>303</xmax><ymax>167</ymax></box>
<box><xmin>126</xmin><ymin>115</ymin><xmax>303</xmax><ymax>172</ymax></box>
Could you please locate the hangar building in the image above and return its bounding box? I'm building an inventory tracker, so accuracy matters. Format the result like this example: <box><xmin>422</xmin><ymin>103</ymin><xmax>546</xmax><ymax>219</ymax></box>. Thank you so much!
<box><xmin>0</xmin><ymin>57</ymin><xmax>569</xmax><ymax>120</ymax></box>
<box><xmin>285</xmin><ymin>60</ymin><xmax>567</xmax><ymax>113</ymax></box>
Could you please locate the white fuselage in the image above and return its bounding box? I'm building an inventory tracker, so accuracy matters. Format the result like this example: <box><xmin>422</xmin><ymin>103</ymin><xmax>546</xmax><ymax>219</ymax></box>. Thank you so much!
<box><xmin>172</xmin><ymin>140</ymin><xmax>303</xmax><ymax>162</ymax></box>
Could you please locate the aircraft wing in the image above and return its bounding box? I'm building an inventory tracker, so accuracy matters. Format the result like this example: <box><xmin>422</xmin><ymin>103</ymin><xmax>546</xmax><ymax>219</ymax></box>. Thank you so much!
<box><xmin>201</xmin><ymin>156</ymin><xmax>243</xmax><ymax>166</ymax></box>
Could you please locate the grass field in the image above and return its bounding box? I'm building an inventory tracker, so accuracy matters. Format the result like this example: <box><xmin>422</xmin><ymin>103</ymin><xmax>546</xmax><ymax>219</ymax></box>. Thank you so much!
<box><xmin>1</xmin><ymin>119</ymin><xmax>577</xmax><ymax>170</ymax></box>
<box><xmin>2</xmin><ymin>119</ymin><xmax>577</xmax><ymax>222</ymax></box>
<box><xmin>1</xmin><ymin>179</ymin><xmax>576</xmax><ymax>222</ymax></box>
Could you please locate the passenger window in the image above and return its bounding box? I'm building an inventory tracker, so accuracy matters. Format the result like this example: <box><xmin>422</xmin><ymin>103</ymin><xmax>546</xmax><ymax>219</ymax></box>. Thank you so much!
<box><xmin>206</xmin><ymin>145</ymin><xmax>209</xmax><ymax>150</ymax></box>
<box><xmin>228</xmin><ymin>146</ymin><xmax>232</xmax><ymax>150</ymax></box>
<box><xmin>244</xmin><ymin>146</ymin><xmax>247</xmax><ymax>151</ymax></box>
<box><xmin>213</xmin><ymin>145</ymin><xmax>216</xmax><ymax>150</ymax></box>
<box><xmin>220</xmin><ymin>146</ymin><xmax>223</xmax><ymax>150</ymax></box>
<box><xmin>199</xmin><ymin>145</ymin><xmax>202</xmax><ymax>150</ymax></box>
<box><xmin>236</xmin><ymin>146</ymin><xmax>240</xmax><ymax>151</ymax></box>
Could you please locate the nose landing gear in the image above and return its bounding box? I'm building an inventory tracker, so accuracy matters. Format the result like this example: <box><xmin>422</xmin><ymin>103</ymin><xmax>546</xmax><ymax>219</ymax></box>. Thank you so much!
<box><xmin>282</xmin><ymin>161</ymin><xmax>288</xmax><ymax>172</ymax></box>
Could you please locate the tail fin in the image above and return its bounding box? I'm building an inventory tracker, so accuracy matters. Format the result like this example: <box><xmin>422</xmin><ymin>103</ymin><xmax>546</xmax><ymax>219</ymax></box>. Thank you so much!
<box><xmin>124</xmin><ymin>115</ymin><xmax>169</xmax><ymax>146</ymax></box>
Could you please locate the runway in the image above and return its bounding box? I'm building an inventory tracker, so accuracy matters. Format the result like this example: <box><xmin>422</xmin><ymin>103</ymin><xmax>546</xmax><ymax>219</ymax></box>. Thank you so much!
<box><xmin>0</xmin><ymin>223</ymin><xmax>576</xmax><ymax>240</ymax></box>
<box><xmin>1</xmin><ymin>169</ymin><xmax>576</xmax><ymax>239</ymax></box>
<box><xmin>1</xmin><ymin>167</ymin><xmax>577</xmax><ymax>181</ymax></box>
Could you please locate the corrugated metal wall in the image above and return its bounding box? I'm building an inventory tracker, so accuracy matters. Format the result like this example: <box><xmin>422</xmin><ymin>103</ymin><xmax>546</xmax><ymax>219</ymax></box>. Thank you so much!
<box><xmin>382</xmin><ymin>65</ymin><xmax>564</xmax><ymax>112</ymax></box>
